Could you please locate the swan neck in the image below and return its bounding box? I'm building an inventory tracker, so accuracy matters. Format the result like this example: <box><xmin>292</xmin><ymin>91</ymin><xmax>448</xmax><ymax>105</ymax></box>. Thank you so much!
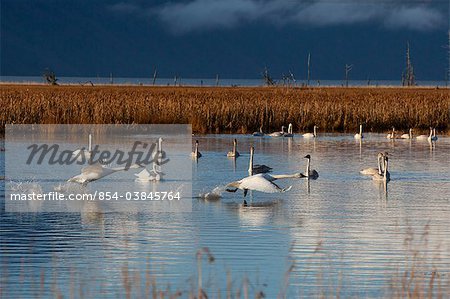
<box><xmin>248</xmin><ymin>148</ymin><xmax>254</xmax><ymax>175</ymax></box>
<box><xmin>306</xmin><ymin>158</ymin><xmax>310</xmax><ymax>177</ymax></box>
<box><xmin>377</xmin><ymin>155</ymin><xmax>382</xmax><ymax>175</ymax></box>
<box><xmin>88</xmin><ymin>134</ymin><xmax>92</xmax><ymax>152</ymax></box>
<box><xmin>359</xmin><ymin>125</ymin><xmax>362</xmax><ymax>135</ymax></box>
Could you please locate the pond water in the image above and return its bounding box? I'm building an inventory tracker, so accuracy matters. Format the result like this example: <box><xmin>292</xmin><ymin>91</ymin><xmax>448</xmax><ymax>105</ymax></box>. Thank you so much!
<box><xmin>1</xmin><ymin>133</ymin><xmax>449</xmax><ymax>298</ymax></box>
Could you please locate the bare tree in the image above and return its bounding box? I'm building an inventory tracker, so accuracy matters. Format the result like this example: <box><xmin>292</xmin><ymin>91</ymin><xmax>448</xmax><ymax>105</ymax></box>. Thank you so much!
<box><xmin>43</xmin><ymin>68</ymin><xmax>58</xmax><ymax>85</ymax></box>
<box><xmin>152</xmin><ymin>67</ymin><xmax>158</xmax><ymax>85</ymax></box>
<box><xmin>262</xmin><ymin>66</ymin><xmax>275</xmax><ymax>86</ymax></box>
<box><xmin>307</xmin><ymin>52</ymin><xmax>311</xmax><ymax>87</ymax></box>
<box><xmin>402</xmin><ymin>42</ymin><xmax>415</xmax><ymax>86</ymax></box>
<box><xmin>344</xmin><ymin>64</ymin><xmax>353</xmax><ymax>87</ymax></box>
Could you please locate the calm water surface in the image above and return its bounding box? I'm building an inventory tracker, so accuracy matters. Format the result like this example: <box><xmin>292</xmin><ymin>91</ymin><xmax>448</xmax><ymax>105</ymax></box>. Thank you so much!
<box><xmin>1</xmin><ymin>134</ymin><xmax>449</xmax><ymax>298</ymax></box>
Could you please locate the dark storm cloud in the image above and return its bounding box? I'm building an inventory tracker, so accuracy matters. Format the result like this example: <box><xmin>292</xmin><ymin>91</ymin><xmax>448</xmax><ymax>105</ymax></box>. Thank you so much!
<box><xmin>120</xmin><ymin>0</ymin><xmax>445</xmax><ymax>33</ymax></box>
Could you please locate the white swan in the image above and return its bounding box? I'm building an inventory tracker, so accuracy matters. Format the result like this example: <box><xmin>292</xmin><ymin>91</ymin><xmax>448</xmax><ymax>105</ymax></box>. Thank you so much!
<box><xmin>428</xmin><ymin>128</ymin><xmax>438</xmax><ymax>142</ymax></box>
<box><xmin>416</xmin><ymin>128</ymin><xmax>431</xmax><ymax>140</ymax></box>
<box><xmin>68</xmin><ymin>163</ymin><xmax>142</xmax><ymax>185</ymax></box>
<box><xmin>248</xmin><ymin>146</ymin><xmax>272</xmax><ymax>175</ymax></box>
<box><xmin>302</xmin><ymin>125</ymin><xmax>317</xmax><ymax>138</ymax></box>
<box><xmin>72</xmin><ymin>133</ymin><xmax>93</xmax><ymax>161</ymax></box>
<box><xmin>400</xmin><ymin>128</ymin><xmax>413</xmax><ymax>139</ymax></box>
<box><xmin>191</xmin><ymin>140</ymin><xmax>202</xmax><ymax>158</ymax></box>
<box><xmin>252</xmin><ymin>126</ymin><xmax>264</xmax><ymax>137</ymax></box>
<box><xmin>354</xmin><ymin>124</ymin><xmax>364</xmax><ymax>139</ymax></box>
<box><xmin>386</xmin><ymin>127</ymin><xmax>395</xmax><ymax>139</ymax></box>
<box><xmin>372</xmin><ymin>155</ymin><xmax>390</xmax><ymax>182</ymax></box>
<box><xmin>301</xmin><ymin>154</ymin><xmax>319</xmax><ymax>180</ymax></box>
<box><xmin>269</xmin><ymin>126</ymin><xmax>285</xmax><ymax>137</ymax></box>
<box><xmin>360</xmin><ymin>152</ymin><xmax>384</xmax><ymax>176</ymax></box>
<box><xmin>227</xmin><ymin>139</ymin><xmax>240</xmax><ymax>158</ymax></box>
<box><xmin>135</xmin><ymin>138</ymin><xmax>164</xmax><ymax>182</ymax></box>
<box><xmin>284</xmin><ymin>123</ymin><xmax>294</xmax><ymax>137</ymax></box>
<box><xmin>135</xmin><ymin>164</ymin><xmax>162</xmax><ymax>182</ymax></box>
<box><xmin>226</xmin><ymin>174</ymin><xmax>292</xmax><ymax>198</ymax></box>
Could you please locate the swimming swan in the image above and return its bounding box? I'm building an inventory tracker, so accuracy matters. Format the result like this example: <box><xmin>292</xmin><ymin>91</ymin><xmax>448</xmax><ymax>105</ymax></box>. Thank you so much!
<box><xmin>360</xmin><ymin>152</ymin><xmax>384</xmax><ymax>176</ymax></box>
<box><xmin>303</xmin><ymin>125</ymin><xmax>318</xmax><ymax>138</ymax></box>
<box><xmin>284</xmin><ymin>123</ymin><xmax>294</xmax><ymax>137</ymax></box>
<box><xmin>386</xmin><ymin>127</ymin><xmax>396</xmax><ymax>139</ymax></box>
<box><xmin>428</xmin><ymin>128</ymin><xmax>438</xmax><ymax>142</ymax></box>
<box><xmin>416</xmin><ymin>128</ymin><xmax>432</xmax><ymax>140</ymax></box>
<box><xmin>227</xmin><ymin>139</ymin><xmax>240</xmax><ymax>158</ymax></box>
<box><xmin>400</xmin><ymin>128</ymin><xmax>413</xmax><ymax>139</ymax></box>
<box><xmin>269</xmin><ymin>126</ymin><xmax>285</xmax><ymax>137</ymax></box>
<box><xmin>191</xmin><ymin>140</ymin><xmax>202</xmax><ymax>158</ymax></box>
<box><xmin>354</xmin><ymin>124</ymin><xmax>364</xmax><ymax>139</ymax></box>
<box><xmin>252</xmin><ymin>126</ymin><xmax>264</xmax><ymax>136</ymax></box>
<box><xmin>372</xmin><ymin>155</ymin><xmax>390</xmax><ymax>182</ymax></box>
<box><xmin>134</xmin><ymin>138</ymin><xmax>165</xmax><ymax>182</ymax></box>
<box><xmin>301</xmin><ymin>154</ymin><xmax>319</xmax><ymax>179</ymax></box>
<box><xmin>248</xmin><ymin>146</ymin><xmax>272</xmax><ymax>175</ymax></box>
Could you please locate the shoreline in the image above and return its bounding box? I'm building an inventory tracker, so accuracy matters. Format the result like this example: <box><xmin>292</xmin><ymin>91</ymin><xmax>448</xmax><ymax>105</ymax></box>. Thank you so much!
<box><xmin>1</xmin><ymin>82</ymin><xmax>449</xmax><ymax>89</ymax></box>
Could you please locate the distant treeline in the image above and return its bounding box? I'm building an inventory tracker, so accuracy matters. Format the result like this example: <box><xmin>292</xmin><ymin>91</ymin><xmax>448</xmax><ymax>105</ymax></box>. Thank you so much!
<box><xmin>1</xmin><ymin>85</ymin><xmax>448</xmax><ymax>135</ymax></box>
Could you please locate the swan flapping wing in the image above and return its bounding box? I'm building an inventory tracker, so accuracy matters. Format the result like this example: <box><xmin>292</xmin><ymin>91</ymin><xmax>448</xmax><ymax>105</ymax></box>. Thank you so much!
<box><xmin>239</xmin><ymin>174</ymin><xmax>289</xmax><ymax>193</ymax></box>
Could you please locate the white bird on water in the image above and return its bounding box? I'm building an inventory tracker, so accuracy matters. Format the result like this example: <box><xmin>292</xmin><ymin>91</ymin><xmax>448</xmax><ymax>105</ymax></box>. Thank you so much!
<box><xmin>428</xmin><ymin>128</ymin><xmax>438</xmax><ymax>142</ymax></box>
<box><xmin>416</xmin><ymin>128</ymin><xmax>432</xmax><ymax>140</ymax></box>
<box><xmin>134</xmin><ymin>138</ymin><xmax>165</xmax><ymax>182</ymax></box>
<box><xmin>269</xmin><ymin>126</ymin><xmax>285</xmax><ymax>137</ymax></box>
<box><xmin>301</xmin><ymin>154</ymin><xmax>319</xmax><ymax>180</ymax></box>
<box><xmin>68</xmin><ymin>162</ymin><xmax>142</xmax><ymax>186</ymax></box>
<box><xmin>303</xmin><ymin>125</ymin><xmax>318</xmax><ymax>138</ymax></box>
<box><xmin>227</xmin><ymin>139</ymin><xmax>240</xmax><ymax>158</ymax></box>
<box><xmin>400</xmin><ymin>128</ymin><xmax>413</xmax><ymax>139</ymax></box>
<box><xmin>386</xmin><ymin>127</ymin><xmax>396</xmax><ymax>139</ymax></box>
<box><xmin>252</xmin><ymin>126</ymin><xmax>264</xmax><ymax>137</ymax></box>
<box><xmin>360</xmin><ymin>152</ymin><xmax>384</xmax><ymax>176</ymax></box>
<box><xmin>248</xmin><ymin>146</ymin><xmax>272</xmax><ymax>175</ymax></box>
<box><xmin>284</xmin><ymin>123</ymin><xmax>294</xmax><ymax>137</ymax></box>
<box><xmin>135</xmin><ymin>164</ymin><xmax>162</xmax><ymax>182</ymax></box>
<box><xmin>371</xmin><ymin>155</ymin><xmax>390</xmax><ymax>182</ymax></box>
<box><xmin>191</xmin><ymin>140</ymin><xmax>202</xmax><ymax>158</ymax></box>
<box><xmin>354</xmin><ymin>124</ymin><xmax>364</xmax><ymax>139</ymax></box>
<box><xmin>226</xmin><ymin>174</ymin><xmax>292</xmax><ymax>198</ymax></box>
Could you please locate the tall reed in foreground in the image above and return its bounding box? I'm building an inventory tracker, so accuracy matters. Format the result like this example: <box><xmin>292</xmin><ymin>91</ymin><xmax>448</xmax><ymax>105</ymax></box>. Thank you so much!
<box><xmin>1</xmin><ymin>85</ymin><xmax>448</xmax><ymax>134</ymax></box>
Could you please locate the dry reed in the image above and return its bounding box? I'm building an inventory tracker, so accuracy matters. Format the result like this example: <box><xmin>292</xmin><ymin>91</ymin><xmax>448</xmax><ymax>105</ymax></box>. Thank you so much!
<box><xmin>0</xmin><ymin>85</ymin><xmax>448</xmax><ymax>135</ymax></box>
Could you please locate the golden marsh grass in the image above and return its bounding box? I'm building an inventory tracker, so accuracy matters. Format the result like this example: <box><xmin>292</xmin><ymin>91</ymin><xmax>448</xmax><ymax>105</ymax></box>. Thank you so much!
<box><xmin>1</xmin><ymin>85</ymin><xmax>448</xmax><ymax>134</ymax></box>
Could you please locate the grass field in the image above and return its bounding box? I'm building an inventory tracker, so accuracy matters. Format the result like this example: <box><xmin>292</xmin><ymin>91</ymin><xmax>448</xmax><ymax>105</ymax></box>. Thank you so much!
<box><xmin>1</xmin><ymin>85</ymin><xmax>448</xmax><ymax>134</ymax></box>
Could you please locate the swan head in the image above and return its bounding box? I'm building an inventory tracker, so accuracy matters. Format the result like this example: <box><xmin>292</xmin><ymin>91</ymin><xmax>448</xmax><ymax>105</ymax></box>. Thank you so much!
<box><xmin>195</xmin><ymin>140</ymin><xmax>199</xmax><ymax>145</ymax></box>
<box><xmin>304</xmin><ymin>154</ymin><xmax>311</xmax><ymax>159</ymax></box>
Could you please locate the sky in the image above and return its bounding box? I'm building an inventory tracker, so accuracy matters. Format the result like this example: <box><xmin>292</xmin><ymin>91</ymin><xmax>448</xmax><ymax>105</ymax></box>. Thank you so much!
<box><xmin>1</xmin><ymin>0</ymin><xmax>449</xmax><ymax>81</ymax></box>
